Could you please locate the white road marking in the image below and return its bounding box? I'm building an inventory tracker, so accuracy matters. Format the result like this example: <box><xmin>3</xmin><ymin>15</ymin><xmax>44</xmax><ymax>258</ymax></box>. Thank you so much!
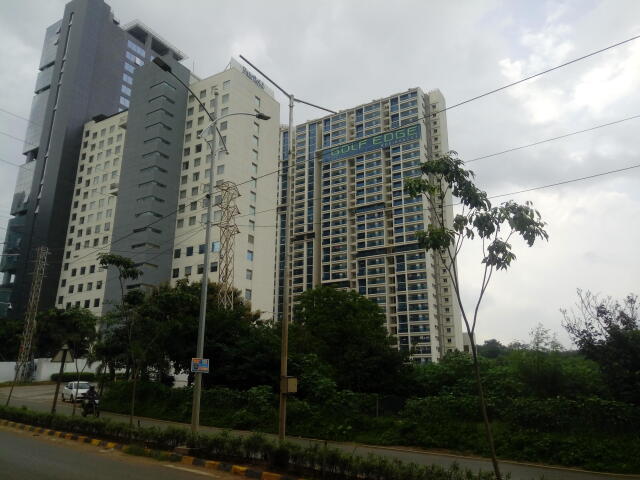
<box><xmin>164</xmin><ymin>464</ymin><xmax>219</xmax><ymax>477</ymax></box>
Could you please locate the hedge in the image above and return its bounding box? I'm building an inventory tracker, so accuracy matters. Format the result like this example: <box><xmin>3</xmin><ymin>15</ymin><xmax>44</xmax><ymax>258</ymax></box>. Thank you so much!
<box><xmin>50</xmin><ymin>372</ymin><xmax>96</xmax><ymax>382</ymax></box>
<box><xmin>0</xmin><ymin>405</ymin><xmax>498</xmax><ymax>480</ymax></box>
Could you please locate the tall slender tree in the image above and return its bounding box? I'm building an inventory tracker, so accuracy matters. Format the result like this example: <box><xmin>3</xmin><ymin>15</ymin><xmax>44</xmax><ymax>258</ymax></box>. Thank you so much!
<box><xmin>405</xmin><ymin>151</ymin><xmax>548</xmax><ymax>480</ymax></box>
<box><xmin>97</xmin><ymin>253</ymin><xmax>142</xmax><ymax>427</ymax></box>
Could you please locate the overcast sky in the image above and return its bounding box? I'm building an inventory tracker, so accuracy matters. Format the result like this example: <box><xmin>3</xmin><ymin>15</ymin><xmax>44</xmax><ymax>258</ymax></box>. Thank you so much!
<box><xmin>1</xmin><ymin>0</ymin><xmax>639</xmax><ymax>347</ymax></box>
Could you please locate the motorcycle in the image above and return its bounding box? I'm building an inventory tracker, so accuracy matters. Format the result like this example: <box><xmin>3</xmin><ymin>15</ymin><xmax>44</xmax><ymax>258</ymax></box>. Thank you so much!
<box><xmin>81</xmin><ymin>398</ymin><xmax>100</xmax><ymax>417</ymax></box>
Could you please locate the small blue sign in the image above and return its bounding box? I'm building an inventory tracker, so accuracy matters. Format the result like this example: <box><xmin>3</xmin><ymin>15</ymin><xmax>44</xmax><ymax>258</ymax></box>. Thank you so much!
<box><xmin>191</xmin><ymin>358</ymin><xmax>210</xmax><ymax>373</ymax></box>
<box><xmin>321</xmin><ymin>124</ymin><xmax>421</xmax><ymax>163</ymax></box>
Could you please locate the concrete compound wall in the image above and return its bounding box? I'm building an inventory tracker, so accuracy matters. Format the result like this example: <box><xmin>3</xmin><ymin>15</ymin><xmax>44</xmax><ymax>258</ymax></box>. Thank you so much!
<box><xmin>1</xmin><ymin>359</ymin><xmax>188</xmax><ymax>387</ymax></box>
<box><xmin>0</xmin><ymin>358</ymin><xmax>99</xmax><ymax>382</ymax></box>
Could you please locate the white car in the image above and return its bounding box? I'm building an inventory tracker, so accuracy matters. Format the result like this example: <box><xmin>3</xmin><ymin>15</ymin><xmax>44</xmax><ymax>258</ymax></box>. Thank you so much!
<box><xmin>61</xmin><ymin>381</ymin><xmax>93</xmax><ymax>402</ymax></box>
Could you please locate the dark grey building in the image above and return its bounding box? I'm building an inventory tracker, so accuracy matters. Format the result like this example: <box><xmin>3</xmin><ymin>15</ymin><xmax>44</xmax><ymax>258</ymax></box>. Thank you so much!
<box><xmin>104</xmin><ymin>58</ymin><xmax>189</xmax><ymax>306</ymax></box>
<box><xmin>0</xmin><ymin>0</ymin><xmax>185</xmax><ymax>317</ymax></box>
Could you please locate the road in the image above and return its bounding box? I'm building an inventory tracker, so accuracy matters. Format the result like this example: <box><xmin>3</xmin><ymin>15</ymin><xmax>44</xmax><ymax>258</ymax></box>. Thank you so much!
<box><xmin>2</xmin><ymin>384</ymin><xmax>638</xmax><ymax>480</ymax></box>
<box><xmin>0</xmin><ymin>424</ymin><xmax>235</xmax><ymax>479</ymax></box>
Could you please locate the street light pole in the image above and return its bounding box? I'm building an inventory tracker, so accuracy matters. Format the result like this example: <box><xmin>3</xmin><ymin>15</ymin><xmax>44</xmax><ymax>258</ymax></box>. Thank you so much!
<box><xmin>190</xmin><ymin>89</ymin><xmax>219</xmax><ymax>433</ymax></box>
<box><xmin>153</xmin><ymin>57</ymin><xmax>271</xmax><ymax>433</ymax></box>
<box><xmin>238</xmin><ymin>55</ymin><xmax>335</xmax><ymax>441</ymax></box>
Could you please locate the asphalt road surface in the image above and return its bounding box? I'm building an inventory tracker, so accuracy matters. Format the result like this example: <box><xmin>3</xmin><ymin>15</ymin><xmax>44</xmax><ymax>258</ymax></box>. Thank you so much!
<box><xmin>0</xmin><ymin>424</ymin><xmax>235</xmax><ymax>479</ymax></box>
<box><xmin>2</xmin><ymin>384</ymin><xmax>638</xmax><ymax>480</ymax></box>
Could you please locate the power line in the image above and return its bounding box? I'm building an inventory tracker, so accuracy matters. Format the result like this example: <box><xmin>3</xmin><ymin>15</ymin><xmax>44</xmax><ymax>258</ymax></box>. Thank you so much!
<box><xmin>0</xmin><ymin>130</ymin><xmax>38</xmax><ymax>148</ymax></box>
<box><xmin>0</xmin><ymin>156</ymin><xmax>22</xmax><ymax>168</ymax></box>
<box><xmin>487</xmin><ymin>162</ymin><xmax>640</xmax><ymax>200</ymax></box>
<box><xmin>0</xmin><ymin>107</ymin><xmax>40</xmax><ymax>127</ymax></box>
<box><xmin>235</xmin><ymin>161</ymin><xmax>640</xmax><ymax>228</ymax></box>
<box><xmin>440</xmin><ymin>33</ymin><xmax>640</xmax><ymax>114</ymax></box>
<box><xmin>467</xmin><ymin>114</ymin><xmax>640</xmax><ymax>163</ymax></box>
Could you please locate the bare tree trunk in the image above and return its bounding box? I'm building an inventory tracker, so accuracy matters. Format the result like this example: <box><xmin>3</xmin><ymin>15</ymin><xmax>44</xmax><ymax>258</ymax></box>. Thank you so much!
<box><xmin>129</xmin><ymin>364</ymin><xmax>138</xmax><ymax>429</ymax></box>
<box><xmin>470</xmin><ymin>341</ymin><xmax>502</xmax><ymax>480</ymax></box>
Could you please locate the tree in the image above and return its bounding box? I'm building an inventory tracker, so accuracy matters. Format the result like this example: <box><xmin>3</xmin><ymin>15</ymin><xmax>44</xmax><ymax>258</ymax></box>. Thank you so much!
<box><xmin>507</xmin><ymin>323</ymin><xmax>566</xmax><ymax>399</ymax></box>
<box><xmin>36</xmin><ymin>307</ymin><xmax>97</xmax><ymax>413</ymax></box>
<box><xmin>562</xmin><ymin>289</ymin><xmax>640</xmax><ymax>404</ymax></box>
<box><xmin>36</xmin><ymin>307</ymin><xmax>97</xmax><ymax>359</ymax></box>
<box><xmin>476</xmin><ymin>339</ymin><xmax>509</xmax><ymax>359</ymax></box>
<box><xmin>291</xmin><ymin>286</ymin><xmax>411</xmax><ymax>394</ymax></box>
<box><xmin>0</xmin><ymin>317</ymin><xmax>22</xmax><ymax>361</ymax></box>
<box><xmin>405</xmin><ymin>151</ymin><xmax>548</xmax><ymax>480</ymax></box>
<box><xmin>97</xmin><ymin>253</ymin><xmax>142</xmax><ymax>426</ymax></box>
<box><xmin>96</xmin><ymin>279</ymin><xmax>279</xmax><ymax>391</ymax></box>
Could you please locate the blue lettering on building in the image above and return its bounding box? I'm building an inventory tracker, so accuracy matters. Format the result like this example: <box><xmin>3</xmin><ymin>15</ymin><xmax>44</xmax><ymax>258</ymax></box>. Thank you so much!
<box><xmin>321</xmin><ymin>124</ymin><xmax>421</xmax><ymax>163</ymax></box>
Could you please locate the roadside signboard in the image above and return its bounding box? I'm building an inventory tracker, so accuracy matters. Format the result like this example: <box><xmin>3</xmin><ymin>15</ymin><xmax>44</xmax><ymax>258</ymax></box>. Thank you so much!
<box><xmin>191</xmin><ymin>358</ymin><xmax>210</xmax><ymax>373</ymax></box>
<box><xmin>51</xmin><ymin>344</ymin><xmax>74</xmax><ymax>363</ymax></box>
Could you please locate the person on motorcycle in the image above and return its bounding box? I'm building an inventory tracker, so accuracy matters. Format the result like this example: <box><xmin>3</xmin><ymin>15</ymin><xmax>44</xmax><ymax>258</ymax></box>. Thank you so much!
<box><xmin>82</xmin><ymin>385</ymin><xmax>99</xmax><ymax>417</ymax></box>
<box><xmin>86</xmin><ymin>385</ymin><xmax>98</xmax><ymax>402</ymax></box>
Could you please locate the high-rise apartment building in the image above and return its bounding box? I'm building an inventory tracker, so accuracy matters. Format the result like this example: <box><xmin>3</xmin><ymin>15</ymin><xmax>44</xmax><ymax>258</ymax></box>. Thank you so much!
<box><xmin>0</xmin><ymin>0</ymin><xmax>185</xmax><ymax>317</ymax></box>
<box><xmin>276</xmin><ymin>88</ymin><xmax>463</xmax><ymax>362</ymax></box>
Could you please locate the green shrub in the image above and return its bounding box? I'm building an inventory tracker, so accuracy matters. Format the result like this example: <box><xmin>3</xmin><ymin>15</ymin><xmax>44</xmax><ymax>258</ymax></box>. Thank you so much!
<box><xmin>51</xmin><ymin>372</ymin><xmax>96</xmax><ymax>382</ymax></box>
<box><xmin>0</xmin><ymin>405</ymin><xmax>503</xmax><ymax>480</ymax></box>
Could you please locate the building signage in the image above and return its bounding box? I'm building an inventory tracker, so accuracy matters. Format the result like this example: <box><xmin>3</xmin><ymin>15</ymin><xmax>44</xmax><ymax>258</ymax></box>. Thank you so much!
<box><xmin>321</xmin><ymin>124</ymin><xmax>421</xmax><ymax>163</ymax></box>
<box><xmin>241</xmin><ymin>66</ymin><xmax>265</xmax><ymax>90</ymax></box>
<box><xmin>190</xmin><ymin>358</ymin><xmax>210</xmax><ymax>373</ymax></box>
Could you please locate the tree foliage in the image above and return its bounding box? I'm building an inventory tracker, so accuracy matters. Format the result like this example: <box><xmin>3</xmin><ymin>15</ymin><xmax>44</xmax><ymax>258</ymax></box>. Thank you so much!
<box><xmin>562</xmin><ymin>290</ymin><xmax>640</xmax><ymax>404</ymax></box>
<box><xmin>291</xmin><ymin>286</ymin><xmax>410</xmax><ymax>394</ymax></box>
<box><xmin>0</xmin><ymin>316</ymin><xmax>22</xmax><ymax>361</ymax></box>
<box><xmin>36</xmin><ymin>307</ymin><xmax>97</xmax><ymax>359</ymax></box>
<box><xmin>95</xmin><ymin>280</ymin><xmax>279</xmax><ymax>390</ymax></box>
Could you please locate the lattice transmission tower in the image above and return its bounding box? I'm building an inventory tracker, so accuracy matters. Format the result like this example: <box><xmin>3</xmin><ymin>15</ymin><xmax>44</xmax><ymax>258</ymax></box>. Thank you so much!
<box><xmin>216</xmin><ymin>181</ymin><xmax>240</xmax><ymax>309</ymax></box>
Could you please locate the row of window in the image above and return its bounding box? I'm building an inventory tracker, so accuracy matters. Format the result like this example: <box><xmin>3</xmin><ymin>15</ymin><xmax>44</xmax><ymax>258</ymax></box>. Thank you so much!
<box><xmin>58</xmin><ymin>297</ymin><xmax>101</xmax><ymax>309</ymax></box>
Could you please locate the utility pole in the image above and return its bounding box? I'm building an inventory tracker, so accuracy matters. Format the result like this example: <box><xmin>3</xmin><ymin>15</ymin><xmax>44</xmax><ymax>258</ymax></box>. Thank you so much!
<box><xmin>5</xmin><ymin>246</ymin><xmax>48</xmax><ymax>406</ymax></box>
<box><xmin>238</xmin><ymin>55</ymin><xmax>335</xmax><ymax>441</ymax></box>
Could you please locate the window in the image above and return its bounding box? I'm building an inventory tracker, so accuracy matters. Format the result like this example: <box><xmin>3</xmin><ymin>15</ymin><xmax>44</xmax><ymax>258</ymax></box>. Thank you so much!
<box><xmin>247</xmin><ymin>250</ymin><xmax>254</xmax><ymax>261</ymax></box>
<box><xmin>174</xmin><ymin>248</ymin><xmax>181</xmax><ymax>259</ymax></box>
<box><xmin>220</xmin><ymin>121</ymin><xmax>227</xmax><ymax>131</ymax></box>
<box><xmin>222</xmin><ymin>94</ymin><xmax>229</xmax><ymax>104</ymax></box>
<box><xmin>254</xmin><ymin>96</ymin><xmax>261</xmax><ymax>108</ymax></box>
<box><xmin>217</xmin><ymin>165</ymin><xmax>224</xmax><ymax>175</ymax></box>
<box><xmin>185</xmin><ymin>266</ymin><xmax>192</xmax><ymax>276</ymax></box>
<box><xmin>172</xmin><ymin>268</ymin><xmax>179</xmax><ymax>278</ymax></box>
<box><xmin>210</xmin><ymin>262</ymin><xmax>218</xmax><ymax>272</ymax></box>
<box><xmin>186</xmin><ymin>246</ymin><xmax>193</xmax><ymax>256</ymax></box>
<box><xmin>223</xmin><ymin>80</ymin><xmax>230</xmax><ymax>90</ymax></box>
<box><xmin>246</xmin><ymin>269</ymin><xmax>253</xmax><ymax>280</ymax></box>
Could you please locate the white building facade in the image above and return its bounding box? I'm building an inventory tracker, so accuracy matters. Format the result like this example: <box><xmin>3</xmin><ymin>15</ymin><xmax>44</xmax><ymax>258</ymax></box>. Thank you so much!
<box><xmin>167</xmin><ymin>63</ymin><xmax>280</xmax><ymax>316</ymax></box>
<box><xmin>55</xmin><ymin>111</ymin><xmax>128</xmax><ymax>315</ymax></box>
